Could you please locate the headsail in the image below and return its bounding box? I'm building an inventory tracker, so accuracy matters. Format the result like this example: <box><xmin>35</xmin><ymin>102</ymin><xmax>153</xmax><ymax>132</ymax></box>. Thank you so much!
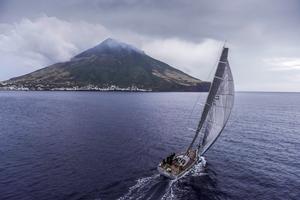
<box><xmin>187</xmin><ymin>47</ymin><xmax>234</xmax><ymax>155</ymax></box>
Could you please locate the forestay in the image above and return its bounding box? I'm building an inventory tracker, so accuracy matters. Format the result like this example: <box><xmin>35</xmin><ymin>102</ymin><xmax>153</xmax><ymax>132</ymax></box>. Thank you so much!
<box><xmin>187</xmin><ymin>47</ymin><xmax>234</xmax><ymax>155</ymax></box>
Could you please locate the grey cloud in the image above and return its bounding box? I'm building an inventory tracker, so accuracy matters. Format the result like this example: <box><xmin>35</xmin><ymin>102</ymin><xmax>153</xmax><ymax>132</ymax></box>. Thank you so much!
<box><xmin>2</xmin><ymin>0</ymin><xmax>299</xmax><ymax>40</ymax></box>
<box><xmin>0</xmin><ymin>0</ymin><xmax>300</xmax><ymax>91</ymax></box>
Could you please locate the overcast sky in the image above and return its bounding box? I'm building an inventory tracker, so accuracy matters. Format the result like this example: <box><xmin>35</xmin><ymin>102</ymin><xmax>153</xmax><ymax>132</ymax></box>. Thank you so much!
<box><xmin>0</xmin><ymin>0</ymin><xmax>300</xmax><ymax>92</ymax></box>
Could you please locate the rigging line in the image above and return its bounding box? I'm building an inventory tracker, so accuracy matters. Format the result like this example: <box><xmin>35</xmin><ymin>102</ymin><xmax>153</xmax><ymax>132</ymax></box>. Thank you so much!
<box><xmin>183</xmin><ymin>43</ymin><xmax>223</xmax><ymax>130</ymax></box>
<box><xmin>184</xmin><ymin>42</ymin><xmax>224</xmax><ymax>129</ymax></box>
<box><xmin>175</xmin><ymin>56</ymin><xmax>219</xmax><ymax>127</ymax></box>
<box><xmin>186</xmin><ymin>42</ymin><xmax>228</xmax><ymax>153</ymax></box>
<box><xmin>206</xmin><ymin>42</ymin><xmax>225</xmax><ymax>81</ymax></box>
<box><xmin>174</xmin><ymin>94</ymin><xmax>199</xmax><ymax>127</ymax></box>
<box><xmin>184</xmin><ymin>91</ymin><xmax>203</xmax><ymax>129</ymax></box>
<box><xmin>206</xmin><ymin>55</ymin><xmax>219</xmax><ymax>81</ymax></box>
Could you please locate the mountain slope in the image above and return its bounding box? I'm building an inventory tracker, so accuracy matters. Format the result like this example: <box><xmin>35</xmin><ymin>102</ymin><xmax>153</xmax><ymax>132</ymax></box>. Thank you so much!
<box><xmin>4</xmin><ymin>38</ymin><xmax>210</xmax><ymax>91</ymax></box>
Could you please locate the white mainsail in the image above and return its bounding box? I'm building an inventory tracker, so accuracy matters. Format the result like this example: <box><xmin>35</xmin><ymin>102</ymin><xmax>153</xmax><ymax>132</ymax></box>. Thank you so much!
<box><xmin>187</xmin><ymin>47</ymin><xmax>234</xmax><ymax>155</ymax></box>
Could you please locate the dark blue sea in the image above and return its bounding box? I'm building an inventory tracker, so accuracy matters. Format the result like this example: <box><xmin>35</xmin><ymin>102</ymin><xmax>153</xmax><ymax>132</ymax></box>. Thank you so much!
<box><xmin>0</xmin><ymin>92</ymin><xmax>299</xmax><ymax>200</ymax></box>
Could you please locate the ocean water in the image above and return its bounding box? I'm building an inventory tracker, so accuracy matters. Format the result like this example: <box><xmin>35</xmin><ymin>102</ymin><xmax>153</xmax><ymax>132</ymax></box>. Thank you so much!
<box><xmin>0</xmin><ymin>91</ymin><xmax>299</xmax><ymax>200</ymax></box>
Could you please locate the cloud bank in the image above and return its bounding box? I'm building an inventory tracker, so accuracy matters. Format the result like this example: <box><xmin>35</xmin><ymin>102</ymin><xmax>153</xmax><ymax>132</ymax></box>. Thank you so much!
<box><xmin>1</xmin><ymin>0</ymin><xmax>300</xmax><ymax>91</ymax></box>
<box><xmin>0</xmin><ymin>16</ymin><xmax>110</xmax><ymax>79</ymax></box>
<box><xmin>265</xmin><ymin>58</ymin><xmax>300</xmax><ymax>71</ymax></box>
<box><xmin>142</xmin><ymin>38</ymin><xmax>222</xmax><ymax>78</ymax></box>
<box><xmin>0</xmin><ymin>16</ymin><xmax>221</xmax><ymax>81</ymax></box>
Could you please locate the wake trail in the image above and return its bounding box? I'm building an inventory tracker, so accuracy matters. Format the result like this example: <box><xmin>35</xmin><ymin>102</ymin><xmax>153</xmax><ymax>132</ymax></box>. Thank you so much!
<box><xmin>117</xmin><ymin>174</ymin><xmax>171</xmax><ymax>200</ymax></box>
<box><xmin>118</xmin><ymin>162</ymin><xmax>207</xmax><ymax>200</ymax></box>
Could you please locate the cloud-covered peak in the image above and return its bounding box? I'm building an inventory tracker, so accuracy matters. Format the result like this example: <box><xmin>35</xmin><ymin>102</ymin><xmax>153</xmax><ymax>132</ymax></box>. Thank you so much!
<box><xmin>72</xmin><ymin>37</ymin><xmax>145</xmax><ymax>60</ymax></box>
<box><xmin>96</xmin><ymin>38</ymin><xmax>145</xmax><ymax>54</ymax></box>
<box><xmin>100</xmin><ymin>38</ymin><xmax>119</xmax><ymax>45</ymax></box>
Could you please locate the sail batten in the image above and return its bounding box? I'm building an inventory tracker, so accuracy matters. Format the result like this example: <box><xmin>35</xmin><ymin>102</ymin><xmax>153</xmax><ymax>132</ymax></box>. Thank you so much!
<box><xmin>186</xmin><ymin>47</ymin><xmax>234</xmax><ymax>155</ymax></box>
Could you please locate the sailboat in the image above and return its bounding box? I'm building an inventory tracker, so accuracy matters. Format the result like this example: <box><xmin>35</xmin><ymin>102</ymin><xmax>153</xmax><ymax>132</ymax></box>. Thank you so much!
<box><xmin>157</xmin><ymin>46</ymin><xmax>234</xmax><ymax>179</ymax></box>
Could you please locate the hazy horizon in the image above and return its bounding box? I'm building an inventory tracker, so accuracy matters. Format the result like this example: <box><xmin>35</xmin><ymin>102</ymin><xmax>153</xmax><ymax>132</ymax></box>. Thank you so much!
<box><xmin>1</xmin><ymin>0</ymin><xmax>300</xmax><ymax>92</ymax></box>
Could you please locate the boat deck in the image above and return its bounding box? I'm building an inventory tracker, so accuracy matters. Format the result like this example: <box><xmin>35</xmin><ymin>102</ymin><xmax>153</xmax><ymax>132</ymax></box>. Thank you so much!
<box><xmin>159</xmin><ymin>149</ymin><xmax>197</xmax><ymax>176</ymax></box>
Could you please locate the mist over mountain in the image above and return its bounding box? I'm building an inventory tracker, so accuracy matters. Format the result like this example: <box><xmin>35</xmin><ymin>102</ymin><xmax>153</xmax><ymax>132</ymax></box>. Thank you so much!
<box><xmin>2</xmin><ymin>38</ymin><xmax>210</xmax><ymax>91</ymax></box>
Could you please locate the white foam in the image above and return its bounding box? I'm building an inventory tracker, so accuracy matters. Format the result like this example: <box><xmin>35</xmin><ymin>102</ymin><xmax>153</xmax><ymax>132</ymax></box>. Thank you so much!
<box><xmin>161</xmin><ymin>181</ymin><xmax>177</xmax><ymax>200</ymax></box>
<box><xmin>117</xmin><ymin>174</ymin><xmax>160</xmax><ymax>200</ymax></box>
<box><xmin>118</xmin><ymin>159</ymin><xmax>207</xmax><ymax>200</ymax></box>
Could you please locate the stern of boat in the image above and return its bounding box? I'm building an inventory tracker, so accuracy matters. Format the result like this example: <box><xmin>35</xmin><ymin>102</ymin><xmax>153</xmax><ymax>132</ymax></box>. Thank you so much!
<box><xmin>157</xmin><ymin>149</ymin><xmax>199</xmax><ymax>179</ymax></box>
<box><xmin>157</xmin><ymin>165</ymin><xmax>177</xmax><ymax>179</ymax></box>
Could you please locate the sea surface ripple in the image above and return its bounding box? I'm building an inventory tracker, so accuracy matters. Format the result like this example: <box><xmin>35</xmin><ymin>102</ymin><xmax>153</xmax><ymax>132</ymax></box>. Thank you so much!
<box><xmin>0</xmin><ymin>92</ymin><xmax>299</xmax><ymax>200</ymax></box>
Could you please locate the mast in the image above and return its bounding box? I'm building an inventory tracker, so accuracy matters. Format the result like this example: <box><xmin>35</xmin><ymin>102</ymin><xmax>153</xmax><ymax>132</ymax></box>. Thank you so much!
<box><xmin>186</xmin><ymin>46</ymin><xmax>234</xmax><ymax>154</ymax></box>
